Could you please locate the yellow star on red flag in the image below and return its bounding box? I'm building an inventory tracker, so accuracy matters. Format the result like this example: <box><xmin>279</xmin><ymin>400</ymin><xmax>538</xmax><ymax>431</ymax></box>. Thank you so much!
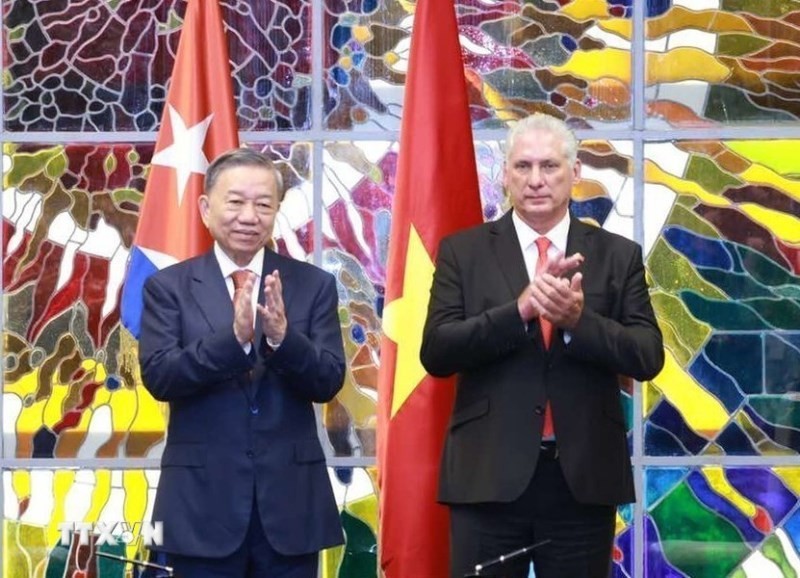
<box><xmin>382</xmin><ymin>224</ymin><xmax>435</xmax><ymax>417</ymax></box>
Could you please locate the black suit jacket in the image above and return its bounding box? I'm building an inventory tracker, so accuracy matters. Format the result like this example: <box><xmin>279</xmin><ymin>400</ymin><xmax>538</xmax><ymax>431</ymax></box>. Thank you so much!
<box><xmin>139</xmin><ymin>249</ymin><xmax>345</xmax><ymax>557</ymax></box>
<box><xmin>420</xmin><ymin>211</ymin><xmax>664</xmax><ymax>506</ymax></box>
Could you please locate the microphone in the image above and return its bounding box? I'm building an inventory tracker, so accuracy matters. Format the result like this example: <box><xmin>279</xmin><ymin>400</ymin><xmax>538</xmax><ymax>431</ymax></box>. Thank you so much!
<box><xmin>94</xmin><ymin>551</ymin><xmax>174</xmax><ymax>576</ymax></box>
<box><xmin>464</xmin><ymin>540</ymin><xmax>550</xmax><ymax>577</ymax></box>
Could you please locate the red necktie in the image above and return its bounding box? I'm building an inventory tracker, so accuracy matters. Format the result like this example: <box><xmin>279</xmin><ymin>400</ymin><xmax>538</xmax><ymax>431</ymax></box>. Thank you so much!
<box><xmin>231</xmin><ymin>269</ymin><xmax>252</xmax><ymax>303</ymax></box>
<box><xmin>534</xmin><ymin>237</ymin><xmax>555</xmax><ymax>438</ymax></box>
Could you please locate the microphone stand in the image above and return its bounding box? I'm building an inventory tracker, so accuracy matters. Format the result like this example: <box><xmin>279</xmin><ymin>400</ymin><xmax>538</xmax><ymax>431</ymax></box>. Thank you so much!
<box><xmin>464</xmin><ymin>540</ymin><xmax>551</xmax><ymax>577</ymax></box>
<box><xmin>95</xmin><ymin>551</ymin><xmax>174</xmax><ymax>576</ymax></box>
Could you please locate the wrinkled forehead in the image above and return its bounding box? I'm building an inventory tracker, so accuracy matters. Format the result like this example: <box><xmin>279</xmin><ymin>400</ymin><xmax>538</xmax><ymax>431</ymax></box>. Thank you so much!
<box><xmin>507</xmin><ymin>129</ymin><xmax>570</xmax><ymax>162</ymax></box>
<box><xmin>209</xmin><ymin>165</ymin><xmax>279</xmax><ymax>197</ymax></box>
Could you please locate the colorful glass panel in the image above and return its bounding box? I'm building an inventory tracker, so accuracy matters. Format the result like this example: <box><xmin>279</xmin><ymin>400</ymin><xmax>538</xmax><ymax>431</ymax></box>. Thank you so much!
<box><xmin>2</xmin><ymin>467</ymin><xmax>375</xmax><ymax>578</ymax></box>
<box><xmin>3</xmin><ymin>143</ymin><xmax>161</xmax><ymax>459</ymax></box>
<box><xmin>3</xmin><ymin>469</ymin><xmax>159</xmax><ymax>577</ymax></box>
<box><xmin>644</xmin><ymin>139</ymin><xmax>800</xmax><ymax>455</ymax></box>
<box><xmin>323</xmin><ymin>0</ymin><xmax>634</xmax><ymax>130</ymax></box>
<box><xmin>646</xmin><ymin>3</ymin><xmax>800</xmax><ymax>126</ymax></box>
<box><xmin>3</xmin><ymin>0</ymin><xmax>312</xmax><ymax>132</ymax></box>
<box><xmin>645</xmin><ymin>466</ymin><xmax>800</xmax><ymax>578</ymax></box>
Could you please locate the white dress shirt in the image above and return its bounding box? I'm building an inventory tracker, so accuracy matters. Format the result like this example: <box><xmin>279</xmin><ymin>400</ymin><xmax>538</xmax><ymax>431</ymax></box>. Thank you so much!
<box><xmin>511</xmin><ymin>210</ymin><xmax>571</xmax><ymax>281</ymax></box>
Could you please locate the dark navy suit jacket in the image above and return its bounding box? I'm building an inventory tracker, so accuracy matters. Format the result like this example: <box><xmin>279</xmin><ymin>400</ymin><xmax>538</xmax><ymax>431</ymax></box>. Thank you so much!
<box><xmin>421</xmin><ymin>212</ymin><xmax>664</xmax><ymax>506</ymax></box>
<box><xmin>139</xmin><ymin>248</ymin><xmax>345</xmax><ymax>557</ymax></box>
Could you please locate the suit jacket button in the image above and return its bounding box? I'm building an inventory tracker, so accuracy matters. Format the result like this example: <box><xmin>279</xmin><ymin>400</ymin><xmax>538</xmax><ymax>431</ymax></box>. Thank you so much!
<box><xmin>246</xmin><ymin>450</ymin><xmax>254</xmax><ymax>458</ymax></box>
<box><xmin>534</xmin><ymin>406</ymin><xmax>544</xmax><ymax>415</ymax></box>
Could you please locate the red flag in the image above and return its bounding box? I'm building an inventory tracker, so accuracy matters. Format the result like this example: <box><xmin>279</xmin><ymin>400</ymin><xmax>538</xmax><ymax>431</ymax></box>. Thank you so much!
<box><xmin>122</xmin><ymin>0</ymin><xmax>239</xmax><ymax>336</ymax></box>
<box><xmin>377</xmin><ymin>0</ymin><xmax>483</xmax><ymax>575</ymax></box>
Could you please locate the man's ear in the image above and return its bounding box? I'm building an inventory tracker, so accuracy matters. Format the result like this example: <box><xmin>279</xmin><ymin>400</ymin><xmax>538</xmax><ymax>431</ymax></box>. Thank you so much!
<box><xmin>572</xmin><ymin>159</ymin><xmax>582</xmax><ymax>183</ymax></box>
<box><xmin>198</xmin><ymin>195</ymin><xmax>210</xmax><ymax>226</ymax></box>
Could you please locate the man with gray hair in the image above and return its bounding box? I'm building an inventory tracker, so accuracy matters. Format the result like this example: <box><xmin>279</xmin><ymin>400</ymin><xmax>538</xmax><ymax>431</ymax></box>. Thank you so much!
<box><xmin>421</xmin><ymin>114</ymin><xmax>664</xmax><ymax>577</ymax></box>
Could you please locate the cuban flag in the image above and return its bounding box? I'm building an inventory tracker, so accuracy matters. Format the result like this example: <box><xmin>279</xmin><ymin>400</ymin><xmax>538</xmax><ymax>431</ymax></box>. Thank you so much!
<box><xmin>121</xmin><ymin>0</ymin><xmax>239</xmax><ymax>337</ymax></box>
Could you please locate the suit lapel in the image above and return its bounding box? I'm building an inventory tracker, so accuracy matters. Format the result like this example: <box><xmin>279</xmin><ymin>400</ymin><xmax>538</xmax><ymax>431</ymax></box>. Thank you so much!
<box><xmin>190</xmin><ymin>251</ymin><xmax>234</xmax><ymax>333</ymax></box>
<box><xmin>251</xmin><ymin>248</ymin><xmax>292</xmax><ymax>398</ymax></box>
<box><xmin>565</xmin><ymin>218</ymin><xmax>594</xmax><ymax>278</ymax></box>
<box><xmin>492</xmin><ymin>211</ymin><xmax>530</xmax><ymax>298</ymax></box>
<box><xmin>547</xmin><ymin>218</ymin><xmax>595</xmax><ymax>354</ymax></box>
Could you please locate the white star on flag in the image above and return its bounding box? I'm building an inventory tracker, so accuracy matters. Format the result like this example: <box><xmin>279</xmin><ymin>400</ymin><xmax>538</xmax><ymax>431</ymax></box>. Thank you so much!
<box><xmin>151</xmin><ymin>104</ymin><xmax>214</xmax><ymax>206</ymax></box>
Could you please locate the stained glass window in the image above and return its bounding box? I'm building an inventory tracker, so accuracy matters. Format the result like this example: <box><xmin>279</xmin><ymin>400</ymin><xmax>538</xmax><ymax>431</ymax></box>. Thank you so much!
<box><xmin>323</xmin><ymin>0</ymin><xmax>636</xmax><ymax>130</ymax></box>
<box><xmin>646</xmin><ymin>466</ymin><xmax>800</xmax><ymax>577</ymax></box>
<box><xmin>3</xmin><ymin>467</ymin><xmax>376</xmax><ymax>578</ymax></box>
<box><xmin>646</xmin><ymin>3</ymin><xmax>800</xmax><ymax>127</ymax></box>
<box><xmin>3</xmin><ymin>469</ymin><xmax>159</xmax><ymax>576</ymax></box>
<box><xmin>3</xmin><ymin>1</ymin><xmax>312</xmax><ymax>132</ymax></box>
<box><xmin>644</xmin><ymin>139</ymin><xmax>800</xmax><ymax>457</ymax></box>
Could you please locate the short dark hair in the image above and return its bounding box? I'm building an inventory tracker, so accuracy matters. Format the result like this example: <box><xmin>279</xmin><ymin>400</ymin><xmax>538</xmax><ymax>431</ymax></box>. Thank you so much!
<box><xmin>204</xmin><ymin>148</ymin><xmax>285</xmax><ymax>201</ymax></box>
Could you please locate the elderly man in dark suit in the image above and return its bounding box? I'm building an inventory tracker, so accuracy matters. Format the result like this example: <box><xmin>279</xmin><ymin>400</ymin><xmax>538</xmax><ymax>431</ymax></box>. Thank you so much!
<box><xmin>139</xmin><ymin>148</ymin><xmax>345</xmax><ymax>577</ymax></box>
<box><xmin>421</xmin><ymin>113</ymin><xmax>664</xmax><ymax>578</ymax></box>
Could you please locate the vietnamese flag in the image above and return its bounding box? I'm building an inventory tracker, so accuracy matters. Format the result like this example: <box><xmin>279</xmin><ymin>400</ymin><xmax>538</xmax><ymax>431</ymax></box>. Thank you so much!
<box><xmin>376</xmin><ymin>0</ymin><xmax>484</xmax><ymax>576</ymax></box>
<box><xmin>121</xmin><ymin>0</ymin><xmax>239</xmax><ymax>337</ymax></box>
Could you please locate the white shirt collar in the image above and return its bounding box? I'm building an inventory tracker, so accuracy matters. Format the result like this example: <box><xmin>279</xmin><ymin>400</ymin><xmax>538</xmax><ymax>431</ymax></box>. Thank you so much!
<box><xmin>213</xmin><ymin>244</ymin><xmax>264</xmax><ymax>280</ymax></box>
<box><xmin>511</xmin><ymin>210</ymin><xmax>571</xmax><ymax>254</ymax></box>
